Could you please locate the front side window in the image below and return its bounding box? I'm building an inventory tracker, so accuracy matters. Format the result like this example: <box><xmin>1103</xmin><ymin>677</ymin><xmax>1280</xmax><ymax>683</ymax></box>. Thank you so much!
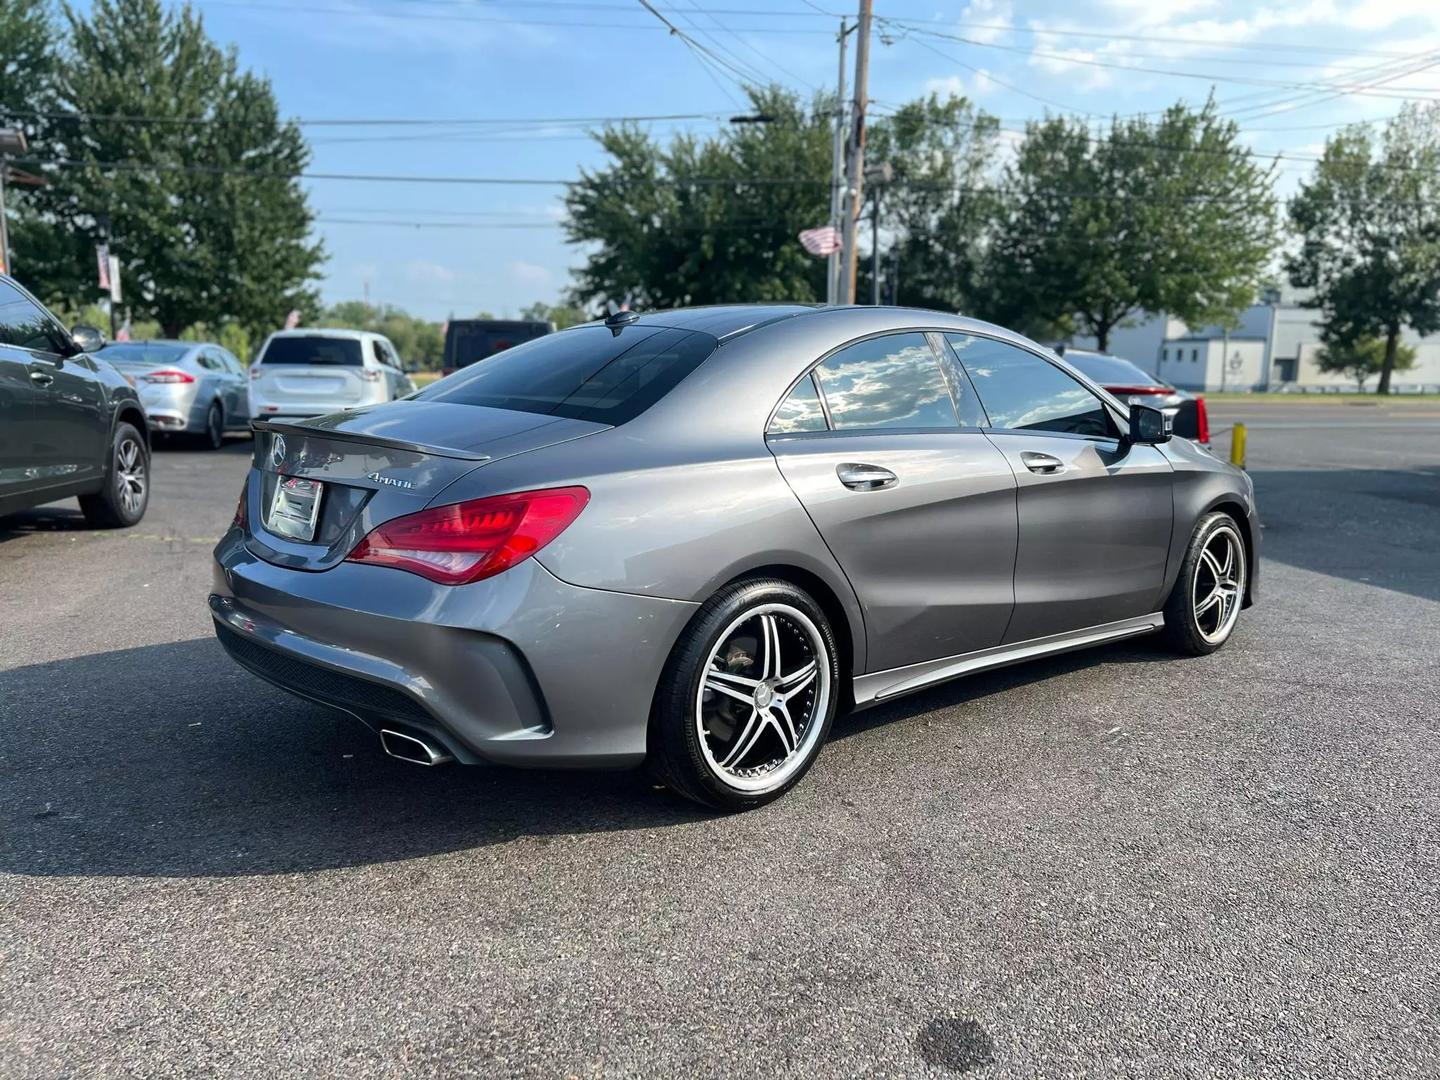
<box><xmin>416</xmin><ymin>324</ymin><xmax>717</xmax><ymax>426</ymax></box>
<box><xmin>0</xmin><ymin>281</ymin><xmax>68</xmax><ymax>355</ymax></box>
<box><xmin>947</xmin><ymin>334</ymin><xmax>1115</xmax><ymax>439</ymax></box>
<box><xmin>769</xmin><ymin>373</ymin><xmax>828</xmax><ymax>434</ymax></box>
<box><xmin>813</xmin><ymin>332</ymin><xmax>959</xmax><ymax>432</ymax></box>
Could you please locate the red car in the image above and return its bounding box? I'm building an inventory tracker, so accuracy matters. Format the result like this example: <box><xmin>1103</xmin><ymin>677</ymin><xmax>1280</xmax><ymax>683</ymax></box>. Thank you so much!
<box><xmin>1059</xmin><ymin>348</ymin><xmax>1210</xmax><ymax>448</ymax></box>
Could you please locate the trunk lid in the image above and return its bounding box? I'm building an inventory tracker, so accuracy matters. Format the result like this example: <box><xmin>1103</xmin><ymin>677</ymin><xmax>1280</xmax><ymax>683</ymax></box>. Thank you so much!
<box><xmin>244</xmin><ymin>399</ymin><xmax>608</xmax><ymax>571</ymax></box>
<box><xmin>256</xmin><ymin>365</ymin><xmax>367</xmax><ymax>404</ymax></box>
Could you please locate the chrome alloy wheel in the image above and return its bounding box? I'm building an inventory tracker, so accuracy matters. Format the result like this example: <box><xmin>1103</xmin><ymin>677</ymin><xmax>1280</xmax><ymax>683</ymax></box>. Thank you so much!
<box><xmin>695</xmin><ymin>603</ymin><xmax>831</xmax><ymax>793</ymax></box>
<box><xmin>115</xmin><ymin>436</ymin><xmax>147</xmax><ymax>518</ymax></box>
<box><xmin>1193</xmin><ymin>523</ymin><xmax>1246</xmax><ymax>645</ymax></box>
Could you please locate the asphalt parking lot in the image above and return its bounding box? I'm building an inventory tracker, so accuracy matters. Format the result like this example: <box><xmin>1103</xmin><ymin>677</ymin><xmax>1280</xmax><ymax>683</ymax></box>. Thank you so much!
<box><xmin>3</xmin><ymin>403</ymin><xmax>1438</xmax><ymax>1079</ymax></box>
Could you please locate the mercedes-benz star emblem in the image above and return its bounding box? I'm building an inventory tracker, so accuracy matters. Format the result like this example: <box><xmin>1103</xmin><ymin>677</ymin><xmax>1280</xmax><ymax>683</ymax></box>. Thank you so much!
<box><xmin>271</xmin><ymin>434</ymin><xmax>287</xmax><ymax>469</ymax></box>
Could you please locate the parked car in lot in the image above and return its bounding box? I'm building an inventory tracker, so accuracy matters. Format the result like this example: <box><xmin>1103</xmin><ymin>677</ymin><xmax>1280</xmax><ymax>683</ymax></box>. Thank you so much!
<box><xmin>0</xmin><ymin>274</ymin><xmax>150</xmax><ymax>526</ymax></box>
<box><xmin>1058</xmin><ymin>347</ymin><xmax>1210</xmax><ymax>448</ymax></box>
<box><xmin>442</xmin><ymin>318</ymin><xmax>552</xmax><ymax>375</ymax></box>
<box><xmin>213</xmin><ymin>305</ymin><xmax>1258</xmax><ymax>810</ymax></box>
<box><xmin>99</xmin><ymin>340</ymin><xmax>249</xmax><ymax>449</ymax></box>
<box><xmin>248</xmin><ymin>329</ymin><xmax>415</xmax><ymax>421</ymax></box>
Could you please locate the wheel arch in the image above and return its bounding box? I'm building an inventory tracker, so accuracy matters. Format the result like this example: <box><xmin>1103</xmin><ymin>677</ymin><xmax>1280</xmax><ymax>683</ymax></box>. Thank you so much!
<box><xmin>1202</xmin><ymin>497</ymin><xmax>1257</xmax><ymax>608</ymax></box>
<box><xmin>114</xmin><ymin>403</ymin><xmax>150</xmax><ymax>451</ymax></box>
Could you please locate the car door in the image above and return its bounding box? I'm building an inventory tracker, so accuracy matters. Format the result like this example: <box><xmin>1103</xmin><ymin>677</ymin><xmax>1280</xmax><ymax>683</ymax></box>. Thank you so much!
<box><xmin>943</xmin><ymin>333</ymin><xmax>1174</xmax><ymax>643</ymax></box>
<box><xmin>767</xmin><ymin>331</ymin><xmax>1018</xmax><ymax>673</ymax></box>
<box><xmin>2</xmin><ymin>283</ymin><xmax>107</xmax><ymax>488</ymax></box>
<box><xmin>218</xmin><ymin>349</ymin><xmax>249</xmax><ymax>425</ymax></box>
<box><xmin>0</xmin><ymin>286</ymin><xmax>43</xmax><ymax>505</ymax></box>
<box><xmin>205</xmin><ymin>347</ymin><xmax>245</xmax><ymax>426</ymax></box>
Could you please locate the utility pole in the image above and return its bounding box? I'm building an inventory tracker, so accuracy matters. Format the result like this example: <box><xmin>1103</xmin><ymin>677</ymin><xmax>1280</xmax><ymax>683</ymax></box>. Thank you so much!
<box><xmin>840</xmin><ymin>0</ymin><xmax>873</xmax><ymax>305</ymax></box>
<box><xmin>0</xmin><ymin>128</ymin><xmax>27</xmax><ymax>277</ymax></box>
<box><xmin>826</xmin><ymin>18</ymin><xmax>849</xmax><ymax>305</ymax></box>
<box><xmin>870</xmin><ymin>185</ymin><xmax>881</xmax><ymax>305</ymax></box>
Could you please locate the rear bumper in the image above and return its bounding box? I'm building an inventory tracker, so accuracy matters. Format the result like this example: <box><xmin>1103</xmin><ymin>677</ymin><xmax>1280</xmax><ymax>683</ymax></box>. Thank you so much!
<box><xmin>210</xmin><ymin>531</ymin><xmax>698</xmax><ymax>767</ymax></box>
<box><xmin>249</xmin><ymin>395</ymin><xmax>379</xmax><ymax>421</ymax></box>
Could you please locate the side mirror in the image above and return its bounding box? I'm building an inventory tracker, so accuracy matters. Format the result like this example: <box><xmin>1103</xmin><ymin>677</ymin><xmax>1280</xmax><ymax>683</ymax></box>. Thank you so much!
<box><xmin>403</xmin><ymin>362</ymin><xmax>418</xmax><ymax>375</ymax></box>
<box><xmin>1128</xmin><ymin>403</ymin><xmax>1171</xmax><ymax>445</ymax></box>
<box><xmin>70</xmin><ymin>324</ymin><xmax>106</xmax><ymax>354</ymax></box>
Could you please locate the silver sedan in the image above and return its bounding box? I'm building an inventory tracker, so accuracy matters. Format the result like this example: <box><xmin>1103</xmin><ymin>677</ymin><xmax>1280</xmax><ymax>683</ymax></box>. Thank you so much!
<box><xmin>100</xmin><ymin>340</ymin><xmax>250</xmax><ymax>449</ymax></box>
<box><xmin>212</xmin><ymin>305</ymin><xmax>1259</xmax><ymax>810</ymax></box>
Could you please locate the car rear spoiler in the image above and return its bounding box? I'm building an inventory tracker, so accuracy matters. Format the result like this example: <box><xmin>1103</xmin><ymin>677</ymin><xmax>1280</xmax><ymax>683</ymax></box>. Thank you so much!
<box><xmin>249</xmin><ymin>418</ymin><xmax>491</xmax><ymax>462</ymax></box>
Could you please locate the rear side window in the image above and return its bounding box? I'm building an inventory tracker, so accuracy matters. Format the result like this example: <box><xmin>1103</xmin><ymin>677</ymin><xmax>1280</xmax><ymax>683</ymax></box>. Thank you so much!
<box><xmin>813</xmin><ymin>332</ymin><xmax>958</xmax><ymax>432</ymax></box>
<box><xmin>417</xmin><ymin>324</ymin><xmax>717</xmax><ymax>426</ymax></box>
<box><xmin>947</xmin><ymin>334</ymin><xmax>1116</xmax><ymax>439</ymax></box>
<box><xmin>260</xmin><ymin>337</ymin><xmax>363</xmax><ymax>366</ymax></box>
<box><xmin>769</xmin><ymin>373</ymin><xmax>827</xmax><ymax>434</ymax></box>
<box><xmin>1065</xmin><ymin>352</ymin><xmax>1165</xmax><ymax>387</ymax></box>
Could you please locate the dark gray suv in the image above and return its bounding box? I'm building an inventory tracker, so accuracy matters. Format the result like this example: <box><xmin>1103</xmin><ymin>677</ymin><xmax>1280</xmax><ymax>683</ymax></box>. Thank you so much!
<box><xmin>0</xmin><ymin>275</ymin><xmax>150</xmax><ymax>526</ymax></box>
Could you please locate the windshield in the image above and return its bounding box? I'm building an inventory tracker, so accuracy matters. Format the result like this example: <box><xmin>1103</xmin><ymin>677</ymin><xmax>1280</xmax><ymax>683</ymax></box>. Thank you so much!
<box><xmin>260</xmin><ymin>336</ymin><xmax>364</xmax><ymax>366</ymax></box>
<box><xmin>99</xmin><ymin>343</ymin><xmax>190</xmax><ymax>366</ymax></box>
<box><xmin>1065</xmin><ymin>352</ymin><xmax>1168</xmax><ymax>387</ymax></box>
<box><xmin>417</xmin><ymin>324</ymin><xmax>718</xmax><ymax>425</ymax></box>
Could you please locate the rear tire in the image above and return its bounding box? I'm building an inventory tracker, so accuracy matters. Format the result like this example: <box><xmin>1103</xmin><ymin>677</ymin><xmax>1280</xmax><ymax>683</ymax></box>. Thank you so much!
<box><xmin>80</xmin><ymin>422</ymin><xmax>149</xmax><ymax>528</ymax></box>
<box><xmin>197</xmin><ymin>401</ymin><xmax>224</xmax><ymax>450</ymax></box>
<box><xmin>648</xmin><ymin>577</ymin><xmax>840</xmax><ymax>811</ymax></box>
<box><xmin>1162</xmin><ymin>511</ymin><xmax>1248</xmax><ymax>656</ymax></box>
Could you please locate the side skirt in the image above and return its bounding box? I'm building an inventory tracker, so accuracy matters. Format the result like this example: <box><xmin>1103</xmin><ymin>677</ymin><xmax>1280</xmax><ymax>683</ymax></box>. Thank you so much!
<box><xmin>852</xmin><ymin>612</ymin><xmax>1166</xmax><ymax>709</ymax></box>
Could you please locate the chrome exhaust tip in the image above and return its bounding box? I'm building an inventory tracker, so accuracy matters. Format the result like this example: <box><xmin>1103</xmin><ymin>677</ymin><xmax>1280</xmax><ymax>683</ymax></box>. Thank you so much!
<box><xmin>379</xmin><ymin>728</ymin><xmax>454</xmax><ymax>766</ymax></box>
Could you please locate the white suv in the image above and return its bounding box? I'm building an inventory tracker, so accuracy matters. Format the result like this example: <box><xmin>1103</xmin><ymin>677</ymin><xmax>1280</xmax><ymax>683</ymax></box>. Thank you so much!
<box><xmin>248</xmin><ymin>329</ymin><xmax>416</xmax><ymax>421</ymax></box>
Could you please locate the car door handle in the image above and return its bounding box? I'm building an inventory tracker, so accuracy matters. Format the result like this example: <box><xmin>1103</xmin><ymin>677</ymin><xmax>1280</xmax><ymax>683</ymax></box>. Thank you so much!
<box><xmin>30</xmin><ymin>370</ymin><xmax>54</xmax><ymax>387</ymax></box>
<box><xmin>1020</xmin><ymin>451</ymin><xmax>1065</xmax><ymax>475</ymax></box>
<box><xmin>837</xmin><ymin>462</ymin><xmax>898</xmax><ymax>491</ymax></box>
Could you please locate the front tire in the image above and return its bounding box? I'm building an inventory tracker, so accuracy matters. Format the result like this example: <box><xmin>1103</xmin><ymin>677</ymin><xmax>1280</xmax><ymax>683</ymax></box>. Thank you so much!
<box><xmin>649</xmin><ymin>578</ymin><xmax>840</xmax><ymax>811</ymax></box>
<box><xmin>79</xmin><ymin>422</ymin><xmax>149</xmax><ymax>528</ymax></box>
<box><xmin>1163</xmin><ymin>511</ymin><xmax>1248</xmax><ymax>655</ymax></box>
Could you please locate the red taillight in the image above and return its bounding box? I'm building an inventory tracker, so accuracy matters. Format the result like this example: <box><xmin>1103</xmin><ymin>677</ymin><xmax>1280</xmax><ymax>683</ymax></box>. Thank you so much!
<box><xmin>1194</xmin><ymin>396</ymin><xmax>1210</xmax><ymax>444</ymax></box>
<box><xmin>250</xmin><ymin>366</ymin><xmax>263</xmax><ymax>380</ymax></box>
<box><xmin>345</xmin><ymin>486</ymin><xmax>590</xmax><ymax>586</ymax></box>
<box><xmin>143</xmin><ymin>368</ymin><xmax>196</xmax><ymax>384</ymax></box>
<box><xmin>233</xmin><ymin>477</ymin><xmax>248</xmax><ymax>529</ymax></box>
<box><xmin>1107</xmin><ymin>384</ymin><xmax>1170</xmax><ymax>396</ymax></box>
<box><xmin>361</xmin><ymin>369</ymin><xmax>382</xmax><ymax>382</ymax></box>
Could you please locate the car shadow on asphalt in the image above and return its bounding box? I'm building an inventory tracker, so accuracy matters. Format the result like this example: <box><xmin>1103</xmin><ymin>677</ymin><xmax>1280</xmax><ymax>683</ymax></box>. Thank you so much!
<box><xmin>0</xmin><ymin>632</ymin><xmax>1180</xmax><ymax>880</ymax></box>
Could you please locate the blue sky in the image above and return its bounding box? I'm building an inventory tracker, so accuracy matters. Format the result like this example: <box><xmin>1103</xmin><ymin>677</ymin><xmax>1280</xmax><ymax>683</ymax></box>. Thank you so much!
<box><xmin>180</xmin><ymin>0</ymin><xmax>1440</xmax><ymax>320</ymax></box>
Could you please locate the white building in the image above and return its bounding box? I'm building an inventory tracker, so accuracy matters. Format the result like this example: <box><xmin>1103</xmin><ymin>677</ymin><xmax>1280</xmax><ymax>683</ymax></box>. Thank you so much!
<box><xmin>1066</xmin><ymin>287</ymin><xmax>1440</xmax><ymax>392</ymax></box>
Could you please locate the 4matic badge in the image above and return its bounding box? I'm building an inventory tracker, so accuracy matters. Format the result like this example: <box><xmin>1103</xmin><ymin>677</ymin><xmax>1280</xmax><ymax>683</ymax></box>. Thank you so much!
<box><xmin>366</xmin><ymin>472</ymin><xmax>414</xmax><ymax>489</ymax></box>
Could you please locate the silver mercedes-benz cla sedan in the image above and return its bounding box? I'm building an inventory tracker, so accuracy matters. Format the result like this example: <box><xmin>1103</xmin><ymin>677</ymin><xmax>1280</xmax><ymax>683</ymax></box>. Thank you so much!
<box><xmin>212</xmin><ymin>305</ymin><xmax>1258</xmax><ymax>809</ymax></box>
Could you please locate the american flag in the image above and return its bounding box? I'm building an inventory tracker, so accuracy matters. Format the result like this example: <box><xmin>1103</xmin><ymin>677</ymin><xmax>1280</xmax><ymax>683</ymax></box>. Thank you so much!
<box><xmin>798</xmin><ymin>225</ymin><xmax>841</xmax><ymax>257</ymax></box>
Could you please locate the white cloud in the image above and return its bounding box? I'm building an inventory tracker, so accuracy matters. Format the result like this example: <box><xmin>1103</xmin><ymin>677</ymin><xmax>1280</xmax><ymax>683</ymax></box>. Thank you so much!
<box><xmin>924</xmin><ymin>74</ymin><xmax>967</xmax><ymax>98</ymax></box>
<box><xmin>403</xmin><ymin>260</ymin><xmax>458</xmax><ymax>284</ymax></box>
<box><xmin>506</xmin><ymin>260</ymin><xmax>552</xmax><ymax>287</ymax></box>
<box><xmin>959</xmin><ymin>0</ymin><xmax>1014</xmax><ymax>45</ymax></box>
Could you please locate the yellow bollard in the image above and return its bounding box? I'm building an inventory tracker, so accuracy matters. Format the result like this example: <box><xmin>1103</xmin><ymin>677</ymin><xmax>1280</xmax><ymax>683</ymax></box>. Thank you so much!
<box><xmin>1229</xmin><ymin>422</ymin><xmax>1247</xmax><ymax>469</ymax></box>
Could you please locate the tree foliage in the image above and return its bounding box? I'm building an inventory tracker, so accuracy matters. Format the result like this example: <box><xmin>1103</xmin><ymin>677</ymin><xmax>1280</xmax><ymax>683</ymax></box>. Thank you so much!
<box><xmin>318</xmin><ymin>301</ymin><xmax>444</xmax><ymax>369</ymax></box>
<box><xmin>12</xmin><ymin>0</ymin><xmax>323</xmax><ymax>338</ymax></box>
<box><xmin>985</xmin><ymin>100</ymin><xmax>1278</xmax><ymax>350</ymax></box>
<box><xmin>521</xmin><ymin>300</ymin><xmax>589</xmax><ymax>329</ymax></box>
<box><xmin>1287</xmin><ymin>103</ymin><xmax>1440</xmax><ymax>394</ymax></box>
<box><xmin>565</xmin><ymin>86</ymin><xmax>833</xmax><ymax>308</ymax></box>
<box><xmin>1315</xmin><ymin>334</ymin><xmax>1417</xmax><ymax>391</ymax></box>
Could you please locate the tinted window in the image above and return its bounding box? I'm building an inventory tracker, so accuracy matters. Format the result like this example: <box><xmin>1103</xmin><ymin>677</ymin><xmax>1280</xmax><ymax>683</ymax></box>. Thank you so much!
<box><xmin>947</xmin><ymin>334</ymin><xmax>1115</xmax><ymax>439</ymax></box>
<box><xmin>417</xmin><ymin>324</ymin><xmax>716</xmax><ymax>426</ymax></box>
<box><xmin>1064</xmin><ymin>352</ymin><xmax>1166</xmax><ymax>388</ymax></box>
<box><xmin>0</xmin><ymin>281</ymin><xmax>67</xmax><ymax>354</ymax></box>
<box><xmin>99</xmin><ymin>343</ymin><xmax>190</xmax><ymax>365</ymax></box>
<box><xmin>769</xmin><ymin>373</ymin><xmax>827</xmax><ymax>434</ymax></box>
<box><xmin>445</xmin><ymin>320</ymin><xmax>552</xmax><ymax>370</ymax></box>
<box><xmin>260</xmin><ymin>337</ymin><xmax>363</xmax><ymax>366</ymax></box>
<box><xmin>814</xmin><ymin>332</ymin><xmax>958</xmax><ymax>431</ymax></box>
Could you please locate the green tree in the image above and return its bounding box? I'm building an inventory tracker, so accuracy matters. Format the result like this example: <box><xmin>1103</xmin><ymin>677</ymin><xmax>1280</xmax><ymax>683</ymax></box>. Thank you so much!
<box><xmin>1315</xmin><ymin>334</ymin><xmax>1417</xmax><ymax>391</ymax></box>
<box><xmin>521</xmin><ymin>299</ymin><xmax>589</xmax><ymax>329</ymax></box>
<box><xmin>1287</xmin><ymin>103</ymin><xmax>1440</xmax><ymax>394</ymax></box>
<box><xmin>985</xmin><ymin>100</ymin><xmax>1279</xmax><ymax>351</ymax></box>
<box><xmin>0</xmin><ymin>0</ymin><xmax>53</xmax><ymax>122</ymax></box>
<box><xmin>865</xmin><ymin>94</ymin><xmax>1001</xmax><ymax>312</ymax></box>
<box><xmin>565</xmin><ymin>86</ymin><xmax>833</xmax><ymax>309</ymax></box>
<box><xmin>17</xmin><ymin>0</ymin><xmax>322</xmax><ymax>337</ymax></box>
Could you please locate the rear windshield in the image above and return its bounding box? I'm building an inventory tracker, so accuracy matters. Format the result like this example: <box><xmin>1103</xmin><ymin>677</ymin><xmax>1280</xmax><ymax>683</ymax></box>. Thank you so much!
<box><xmin>417</xmin><ymin>324</ymin><xmax>717</xmax><ymax>426</ymax></box>
<box><xmin>260</xmin><ymin>337</ymin><xmax>363</xmax><ymax>366</ymax></box>
<box><xmin>1065</xmin><ymin>352</ymin><xmax>1166</xmax><ymax>387</ymax></box>
<box><xmin>99</xmin><ymin>343</ymin><xmax>189</xmax><ymax>365</ymax></box>
<box><xmin>445</xmin><ymin>321</ymin><xmax>550</xmax><ymax>369</ymax></box>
